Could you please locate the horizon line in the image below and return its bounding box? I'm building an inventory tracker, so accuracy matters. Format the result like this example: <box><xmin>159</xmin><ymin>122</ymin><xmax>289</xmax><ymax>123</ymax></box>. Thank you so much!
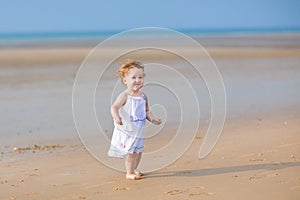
<box><xmin>1</xmin><ymin>26</ymin><xmax>300</xmax><ymax>40</ymax></box>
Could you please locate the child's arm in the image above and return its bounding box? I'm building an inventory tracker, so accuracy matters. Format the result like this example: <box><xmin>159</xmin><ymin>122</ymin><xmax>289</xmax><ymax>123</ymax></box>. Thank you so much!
<box><xmin>144</xmin><ymin>93</ymin><xmax>162</xmax><ymax>125</ymax></box>
<box><xmin>111</xmin><ymin>91</ymin><xmax>127</xmax><ymax>125</ymax></box>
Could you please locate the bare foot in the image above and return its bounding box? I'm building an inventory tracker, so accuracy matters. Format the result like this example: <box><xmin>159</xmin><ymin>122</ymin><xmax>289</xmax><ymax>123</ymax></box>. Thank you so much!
<box><xmin>134</xmin><ymin>170</ymin><xmax>144</xmax><ymax>177</ymax></box>
<box><xmin>126</xmin><ymin>173</ymin><xmax>140</xmax><ymax>180</ymax></box>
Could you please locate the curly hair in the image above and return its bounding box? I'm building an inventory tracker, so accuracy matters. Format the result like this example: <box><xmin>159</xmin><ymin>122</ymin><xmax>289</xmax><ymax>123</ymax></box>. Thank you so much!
<box><xmin>116</xmin><ymin>59</ymin><xmax>145</xmax><ymax>80</ymax></box>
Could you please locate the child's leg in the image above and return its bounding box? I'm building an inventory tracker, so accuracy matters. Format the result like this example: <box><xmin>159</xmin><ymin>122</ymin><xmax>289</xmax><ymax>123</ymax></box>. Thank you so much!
<box><xmin>125</xmin><ymin>153</ymin><xmax>139</xmax><ymax>180</ymax></box>
<box><xmin>134</xmin><ymin>152</ymin><xmax>142</xmax><ymax>175</ymax></box>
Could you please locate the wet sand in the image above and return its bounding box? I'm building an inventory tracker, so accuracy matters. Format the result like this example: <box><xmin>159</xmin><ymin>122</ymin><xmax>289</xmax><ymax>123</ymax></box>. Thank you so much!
<box><xmin>0</xmin><ymin>34</ymin><xmax>300</xmax><ymax>199</ymax></box>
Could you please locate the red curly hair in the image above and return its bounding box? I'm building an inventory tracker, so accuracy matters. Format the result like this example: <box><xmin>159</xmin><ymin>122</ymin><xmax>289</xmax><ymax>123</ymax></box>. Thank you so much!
<box><xmin>117</xmin><ymin>59</ymin><xmax>145</xmax><ymax>82</ymax></box>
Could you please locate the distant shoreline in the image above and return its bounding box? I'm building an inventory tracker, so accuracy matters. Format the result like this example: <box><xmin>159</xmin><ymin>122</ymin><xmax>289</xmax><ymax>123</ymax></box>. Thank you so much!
<box><xmin>0</xmin><ymin>30</ymin><xmax>300</xmax><ymax>49</ymax></box>
<box><xmin>1</xmin><ymin>27</ymin><xmax>300</xmax><ymax>39</ymax></box>
<box><xmin>1</xmin><ymin>32</ymin><xmax>300</xmax><ymax>65</ymax></box>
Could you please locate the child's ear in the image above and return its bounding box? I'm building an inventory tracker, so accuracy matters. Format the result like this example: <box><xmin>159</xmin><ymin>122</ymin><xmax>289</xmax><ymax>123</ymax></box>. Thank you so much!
<box><xmin>122</xmin><ymin>78</ymin><xmax>127</xmax><ymax>84</ymax></box>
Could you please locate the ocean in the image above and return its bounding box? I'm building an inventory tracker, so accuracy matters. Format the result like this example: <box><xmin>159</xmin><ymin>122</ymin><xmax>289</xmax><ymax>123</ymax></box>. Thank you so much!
<box><xmin>1</xmin><ymin>27</ymin><xmax>300</xmax><ymax>49</ymax></box>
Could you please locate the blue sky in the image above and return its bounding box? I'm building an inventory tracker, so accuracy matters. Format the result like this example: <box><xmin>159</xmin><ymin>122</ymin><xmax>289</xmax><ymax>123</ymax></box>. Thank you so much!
<box><xmin>1</xmin><ymin>0</ymin><xmax>300</xmax><ymax>33</ymax></box>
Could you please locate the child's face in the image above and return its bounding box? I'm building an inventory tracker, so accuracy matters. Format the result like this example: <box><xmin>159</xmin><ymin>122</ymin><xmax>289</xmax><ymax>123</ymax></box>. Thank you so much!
<box><xmin>123</xmin><ymin>67</ymin><xmax>144</xmax><ymax>92</ymax></box>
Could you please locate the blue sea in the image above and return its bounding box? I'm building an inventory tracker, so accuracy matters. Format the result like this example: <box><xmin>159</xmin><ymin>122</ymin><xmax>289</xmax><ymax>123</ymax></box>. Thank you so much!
<box><xmin>0</xmin><ymin>27</ymin><xmax>299</xmax><ymax>48</ymax></box>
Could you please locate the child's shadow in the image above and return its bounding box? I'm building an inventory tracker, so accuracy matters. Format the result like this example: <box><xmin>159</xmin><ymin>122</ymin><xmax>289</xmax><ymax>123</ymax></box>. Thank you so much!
<box><xmin>145</xmin><ymin>161</ymin><xmax>300</xmax><ymax>178</ymax></box>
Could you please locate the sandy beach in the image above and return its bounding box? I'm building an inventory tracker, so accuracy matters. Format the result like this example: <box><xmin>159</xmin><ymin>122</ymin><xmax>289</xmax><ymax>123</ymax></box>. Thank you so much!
<box><xmin>1</xmin><ymin>33</ymin><xmax>300</xmax><ymax>199</ymax></box>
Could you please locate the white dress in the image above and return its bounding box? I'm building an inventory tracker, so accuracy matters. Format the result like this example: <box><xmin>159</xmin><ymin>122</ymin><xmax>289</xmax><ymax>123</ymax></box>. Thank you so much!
<box><xmin>108</xmin><ymin>93</ymin><xmax>146</xmax><ymax>158</ymax></box>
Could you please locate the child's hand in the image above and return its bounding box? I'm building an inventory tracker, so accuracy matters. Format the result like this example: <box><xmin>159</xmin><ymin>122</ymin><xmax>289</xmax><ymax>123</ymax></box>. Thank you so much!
<box><xmin>115</xmin><ymin>117</ymin><xmax>123</xmax><ymax>125</ymax></box>
<box><xmin>151</xmin><ymin>118</ymin><xmax>162</xmax><ymax>125</ymax></box>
